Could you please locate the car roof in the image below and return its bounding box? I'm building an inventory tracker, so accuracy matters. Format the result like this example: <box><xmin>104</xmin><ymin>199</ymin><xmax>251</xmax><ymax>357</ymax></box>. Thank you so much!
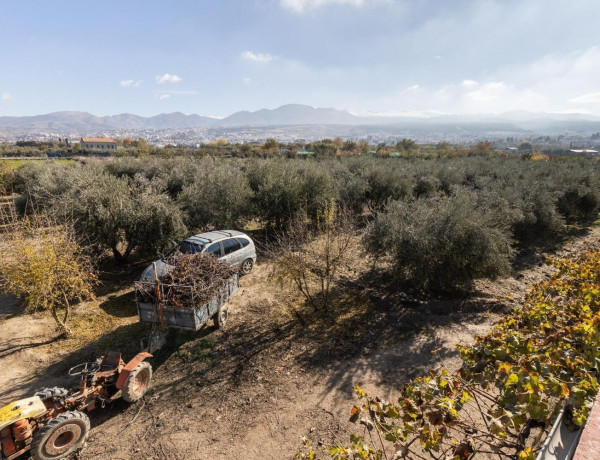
<box><xmin>186</xmin><ymin>230</ymin><xmax>247</xmax><ymax>244</ymax></box>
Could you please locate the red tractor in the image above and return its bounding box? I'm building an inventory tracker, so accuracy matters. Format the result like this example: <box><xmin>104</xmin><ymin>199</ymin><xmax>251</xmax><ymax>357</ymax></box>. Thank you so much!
<box><xmin>0</xmin><ymin>351</ymin><xmax>152</xmax><ymax>460</ymax></box>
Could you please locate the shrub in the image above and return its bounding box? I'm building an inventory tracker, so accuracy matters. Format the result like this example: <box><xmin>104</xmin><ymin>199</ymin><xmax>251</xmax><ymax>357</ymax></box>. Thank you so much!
<box><xmin>0</xmin><ymin>162</ymin><xmax>17</xmax><ymax>195</ymax></box>
<box><xmin>557</xmin><ymin>185</ymin><xmax>600</xmax><ymax>224</ymax></box>
<box><xmin>177</xmin><ymin>163</ymin><xmax>252</xmax><ymax>231</ymax></box>
<box><xmin>246</xmin><ymin>160</ymin><xmax>337</xmax><ymax>228</ymax></box>
<box><xmin>366</xmin><ymin>191</ymin><xmax>513</xmax><ymax>291</ymax></box>
<box><xmin>0</xmin><ymin>211</ymin><xmax>96</xmax><ymax>334</ymax></box>
<box><xmin>363</xmin><ymin>163</ymin><xmax>413</xmax><ymax>212</ymax></box>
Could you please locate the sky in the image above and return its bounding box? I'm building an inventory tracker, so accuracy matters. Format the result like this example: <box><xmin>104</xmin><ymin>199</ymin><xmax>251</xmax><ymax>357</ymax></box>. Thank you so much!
<box><xmin>1</xmin><ymin>0</ymin><xmax>600</xmax><ymax>117</ymax></box>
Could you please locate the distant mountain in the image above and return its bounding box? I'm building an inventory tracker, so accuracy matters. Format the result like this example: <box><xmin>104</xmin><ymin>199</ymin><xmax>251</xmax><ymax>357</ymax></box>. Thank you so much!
<box><xmin>0</xmin><ymin>111</ymin><xmax>215</xmax><ymax>132</ymax></box>
<box><xmin>0</xmin><ymin>106</ymin><xmax>599</xmax><ymax>135</ymax></box>
<box><xmin>216</xmin><ymin>104</ymin><xmax>359</xmax><ymax>126</ymax></box>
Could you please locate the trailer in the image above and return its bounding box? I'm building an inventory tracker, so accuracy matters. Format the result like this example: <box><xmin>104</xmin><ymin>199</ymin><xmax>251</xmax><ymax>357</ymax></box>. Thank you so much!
<box><xmin>134</xmin><ymin>274</ymin><xmax>238</xmax><ymax>332</ymax></box>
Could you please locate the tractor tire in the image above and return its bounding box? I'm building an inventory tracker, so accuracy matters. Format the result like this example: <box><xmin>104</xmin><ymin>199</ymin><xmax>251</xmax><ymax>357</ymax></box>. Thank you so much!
<box><xmin>34</xmin><ymin>387</ymin><xmax>68</xmax><ymax>401</ymax></box>
<box><xmin>213</xmin><ymin>305</ymin><xmax>228</xmax><ymax>329</ymax></box>
<box><xmin>240</xmin><ymin>258</ymin><xmax>254</xmax><ymax>275</ymax></box>
<box><xmin>30</xmin><ymin>411</ymin><xmax>89</xmax><ymax>460</ymax></box>
<box><xmin>122</xmin><ymin>361</ymin><xmax>152</xmax><ymax>403</ymax></box>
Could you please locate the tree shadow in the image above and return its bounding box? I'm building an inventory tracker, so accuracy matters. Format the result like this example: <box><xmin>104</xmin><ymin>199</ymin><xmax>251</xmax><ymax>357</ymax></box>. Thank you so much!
<box><xmin>0</xmin><ymin>336</ymin><xmax>57</xmax><ymax>359</ymax></box>
<box><xmin>98</xmin><ymin>291</ymin><xmax>137</xmax><ymax>318</ymax></box>
<box><xmin>94</xmin><ymin>255</ymin><xmax>153</xmax><ymax>298</ymax></box>
<box><xmin>287</xmin><ymin>272</ymin><xmax>507</xmax><ymax>401</ymax></box>
<box><xmin>0</xmin><ymin>293</ymin><xmax>22</xmax><ymax>320</ymax></box>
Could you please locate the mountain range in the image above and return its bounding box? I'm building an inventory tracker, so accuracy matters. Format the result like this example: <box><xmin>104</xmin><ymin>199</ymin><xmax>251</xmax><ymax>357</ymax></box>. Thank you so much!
<box><xmin>1</xmin><ymin>104</ymin><xmax>599</xmax><ymax>134</ymax></box>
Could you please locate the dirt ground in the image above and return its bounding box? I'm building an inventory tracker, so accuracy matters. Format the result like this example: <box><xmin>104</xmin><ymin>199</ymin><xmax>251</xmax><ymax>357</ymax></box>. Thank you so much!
<box><xmin>1</xmin><ymin>226</ymin><xmax>600</xmax><ymax>459</ymax></box>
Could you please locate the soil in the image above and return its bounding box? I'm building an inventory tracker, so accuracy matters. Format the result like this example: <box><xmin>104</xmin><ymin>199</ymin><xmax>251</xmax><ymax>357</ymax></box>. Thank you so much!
<box><xmin>1</xmin><ymin>226</ymin><xmax>600</xmax><ymax>460</ymax></box>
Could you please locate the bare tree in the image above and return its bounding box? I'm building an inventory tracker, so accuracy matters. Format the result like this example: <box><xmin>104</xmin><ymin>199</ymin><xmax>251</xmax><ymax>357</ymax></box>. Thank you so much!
<box><xmin>270</xmin><ymin>202</ymin><xmax>356</xmax><ymax>314</ymax></box>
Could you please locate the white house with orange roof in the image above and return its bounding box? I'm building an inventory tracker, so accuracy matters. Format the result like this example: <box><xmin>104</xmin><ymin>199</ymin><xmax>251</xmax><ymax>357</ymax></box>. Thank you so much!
<box><xmin>80</xmin><ymin>137</ymin><xmax>117</xmax><ymax>152</ymax></box>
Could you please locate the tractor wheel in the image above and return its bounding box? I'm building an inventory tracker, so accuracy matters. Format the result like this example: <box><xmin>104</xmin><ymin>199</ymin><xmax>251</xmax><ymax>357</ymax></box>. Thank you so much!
<box><xmin>240</xmin><ymin>258</ymin><xmax>254</xmax><ymax>275</ymax></box>
<box><xmin>34</xmin><ymin>387</ymin><xmax>68</xmax><ymax>401</ymax></box>
<box><xmin>122</xmin><ymin>361</ymin><xmax>152</xmax><ymax>403</ymax></box>
<box><xmin>213</xmin><ymin>305</ymin><xmax>228</xmax><ymax>329</ymax></box>
<box><xmin>30</xmin><ymin>411</ymin><xmax>89</xmax><ymax>460</ymax></box>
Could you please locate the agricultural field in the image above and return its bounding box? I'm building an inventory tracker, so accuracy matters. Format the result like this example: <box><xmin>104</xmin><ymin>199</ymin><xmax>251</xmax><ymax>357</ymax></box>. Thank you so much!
<box><xmin>1</xmin><ymin>153</ymin><xmax>600</xmax><ymax>459</ymax></box>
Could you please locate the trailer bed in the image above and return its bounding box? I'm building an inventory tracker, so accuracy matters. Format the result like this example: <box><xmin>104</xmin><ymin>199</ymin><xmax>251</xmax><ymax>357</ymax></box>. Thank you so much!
<box><xmin>135</xmin><ymin>275</ymin><xmax>238</xmax><ymax>331</ymax></box>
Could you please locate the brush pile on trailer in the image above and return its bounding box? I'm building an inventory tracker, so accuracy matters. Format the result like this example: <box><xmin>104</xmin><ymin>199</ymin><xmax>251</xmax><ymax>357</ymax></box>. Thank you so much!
<box><xmin>135</xmin><ymin>253</ymin><xmax>239</xmax><ymax>331</ymax></box>
<box><xmin>137</xmin><ymin>254</ymin><xmax>236</xmax><ymax>307</ymax></box>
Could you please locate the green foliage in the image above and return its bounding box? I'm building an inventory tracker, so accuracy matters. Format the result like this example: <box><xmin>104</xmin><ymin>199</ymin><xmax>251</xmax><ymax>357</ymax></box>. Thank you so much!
<box><xmin>8</xmin><ymin>155</ymin><xmax>600</xmax><ymax>275</ymax></box>
<box><xmin>177</xmin><ymin>162</ymin><xmax>252</xmax><ymax>231</ymax></box>
<box><xmin>15</xmin><ymin>162</ymin><xmax>186</xmax><ymax>262</ymax></box>
<box><xmin>366</xmin><ymin>190</ymin><xmax>514</xmax><ymax>290</ymax></box>
<box><xmin>304</xmin><ymin>251</ymin><xmax>600</xmax><ymax>458</ymax></box>
<box><xmin>246</xmin><ymin>160</ymin><xmax>337</xmax><ymax>227</ymax></box>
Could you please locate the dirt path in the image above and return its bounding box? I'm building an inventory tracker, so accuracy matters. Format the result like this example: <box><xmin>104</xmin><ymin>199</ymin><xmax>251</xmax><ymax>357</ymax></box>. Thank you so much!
<box><xmin>1</xmin><ymin>226</ymin><xmax>600</xmax><ymax>459</ymax></box>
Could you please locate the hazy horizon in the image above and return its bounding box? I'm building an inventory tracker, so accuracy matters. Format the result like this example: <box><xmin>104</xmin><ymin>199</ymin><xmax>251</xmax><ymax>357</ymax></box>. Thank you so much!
<box><xmin>1</xmin><ymin>0</ymin><xmax>600</xmax><ymax>117</ymax></box>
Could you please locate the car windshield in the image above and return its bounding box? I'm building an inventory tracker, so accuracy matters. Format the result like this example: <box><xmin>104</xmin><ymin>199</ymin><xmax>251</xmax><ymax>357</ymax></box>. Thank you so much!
<box><xmin>162</xmin><ymin>241</ymin><xmax>203</xmax><ymax>260</ymax></box>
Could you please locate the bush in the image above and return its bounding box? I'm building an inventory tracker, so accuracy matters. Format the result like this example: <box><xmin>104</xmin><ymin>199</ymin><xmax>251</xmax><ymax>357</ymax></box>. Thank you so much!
<box><xmin>177</xmin><ymin>162</ymin><xmax>252</xmax><ymax>231</ymax></box>
<box><xmin>63</xmin><ymin>172</ymin><xmax>186</xmax><ymax>261</ymax></box>
<box><xmin>246</xmin><ymin>160</ymin><xmax>337</xmax><ymax>228</ymax></box>
<box><xmin>366</xmin><ymin>191</ymin><xmax>513</xmax><ymax>291</ymax></box>
<box><xmin>0</xmin><ymin>212</ymin><xmax>96</xmax><ymax>334</ymax></box>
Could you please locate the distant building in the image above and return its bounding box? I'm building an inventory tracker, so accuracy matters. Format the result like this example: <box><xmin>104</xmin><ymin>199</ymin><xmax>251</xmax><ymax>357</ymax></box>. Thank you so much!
<box><xmin>567</xmin><ymin>149</ymin><xmax>599</xmax><ymax>158</ymax></box>
<box><xmin>80</xmin><ymin>137</ymin><xmax>117</xmax><ymax>152</ymax></box>
<box><xmin>569</xmin><ymin>149</ymin><xmax>598</xmax><ymax>154</ymax></box>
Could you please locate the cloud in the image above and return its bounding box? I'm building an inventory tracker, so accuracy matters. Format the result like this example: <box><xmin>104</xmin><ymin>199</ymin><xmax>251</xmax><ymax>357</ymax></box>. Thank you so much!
<box><xmin>241</xmin><ymin>51</ymin><xmax>274</xmax><ymax>63</ymax></box>
<box><xmin>156</xmin><ymin>90</ymin><xmax>197</xmax><ymax>96</ymax></box>
<box><xmin>568</xmin><ymin>92</ymin><xmax>600</xmax><ymax>103</ymax></box>
<box><xmin>119</xmin><ymin>79</ymin><xmax>142</xmax><ymax>87</ymax></box>
<box><xmin>462</xmin><ymin>80</ymin><xmax>478</xmax><ymax>88</ymax></box>
<box><xmin>404</xmin><ymin>84</ymin><xmax>422</xmax><ymax>94</ymax></box>
<box><xmin>156</xmin><ymin>73</ymin><xmax>182</xmax><ymax>84</ymax></box>
<box><xmin>1</xmin><ymin>92</ymin><xmax>13</xmax><ymax>101</ymax></box>
<box><xmin>159</xmin><ymin>94</ymin><xmax>170</xmax><ymax>100</ymax></box>
<box><xmin>242</xmin><ymin>77</ymin><xmax>252</xmax><ymax>84</ymax></box>
<box><xmin>280</xmin><ymin>0</ymin><xmax>382</xmax><ymax>13</ymax></box>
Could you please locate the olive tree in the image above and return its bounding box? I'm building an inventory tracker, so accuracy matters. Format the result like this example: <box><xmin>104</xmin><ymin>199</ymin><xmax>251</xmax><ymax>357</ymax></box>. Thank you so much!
<box><xmin>177</xmin><ymin>164</ymin><xmax>252</xmax><ymax>231</ymax></box>
<box><xmin>54</xmin><ymin>170</ymin><xmax>186</xmax><ymax>262</ymax></box>
<box><xmin>366</xmin><ymin>191</ymin><xmax>514</xmax><ymax>291</ymax></box>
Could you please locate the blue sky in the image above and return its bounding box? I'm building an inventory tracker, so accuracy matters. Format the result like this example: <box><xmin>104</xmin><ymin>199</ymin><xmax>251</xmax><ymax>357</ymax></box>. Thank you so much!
<box><xmin>1</xmin><ymin>0</ymin><xmax>600</xmax><ymax>116</ymax></box>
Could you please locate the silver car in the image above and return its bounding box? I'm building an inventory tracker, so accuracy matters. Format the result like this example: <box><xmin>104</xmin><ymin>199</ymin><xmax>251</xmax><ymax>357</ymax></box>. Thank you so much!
<box><xmin>140</xmin><ymin>230</ymin><xmax>256</xmax><ymax>281</ymax></box>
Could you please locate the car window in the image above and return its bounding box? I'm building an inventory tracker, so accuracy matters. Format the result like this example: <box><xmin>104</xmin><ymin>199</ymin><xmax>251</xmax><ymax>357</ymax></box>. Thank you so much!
<box><xmin>237</xmin><ymin>237</ymin><xmax>250</xmax><ymax>248</ymax></box>
<box><xmin>222</xmin><ymin>238</ymin><xmax>242</xmax><ymax>255</ymax></box>
<box><xmin>204</xmin><ymin>242</ymin><xmax>222</xmax><ymax>256</ymax></box>
<box><xmin>164</xmin><ymin>241</ymin><xmax>202</xmax><ymax>258</ymax></box>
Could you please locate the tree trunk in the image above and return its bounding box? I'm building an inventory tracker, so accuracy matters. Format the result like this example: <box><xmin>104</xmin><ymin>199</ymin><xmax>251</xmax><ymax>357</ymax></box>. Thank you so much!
<box><xmin>112</xmin><ymin>241</ymin><xmax>135</xmax><ymax>264</ymax></box>
<box><xmin>51</xmin><ymin>304</ymin><xmax>72</xmax><ymax>335</ymax></box>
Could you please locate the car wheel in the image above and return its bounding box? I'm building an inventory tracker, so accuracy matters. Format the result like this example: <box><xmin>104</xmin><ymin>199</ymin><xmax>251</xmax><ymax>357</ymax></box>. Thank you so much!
<box><xmin>240</xmin><ymin>258</ymin><xmax>254</xmax><ymax>275</ymax></box>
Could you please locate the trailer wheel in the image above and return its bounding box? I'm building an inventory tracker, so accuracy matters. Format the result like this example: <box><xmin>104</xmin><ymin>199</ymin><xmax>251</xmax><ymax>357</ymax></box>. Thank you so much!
<box><xmin>30</xmin><ymin>411</ymin><xmax>89</xmax><ymax>460</ymax></box>
<box><xmin>214</xmin><ymin>305</ymin><xmax>228</xmax><ymax>329</ymax></box>
<box><xmin>122</xmin><ymin>361</ymin><xmax>152</xmax><ymax>403</ymax></box>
